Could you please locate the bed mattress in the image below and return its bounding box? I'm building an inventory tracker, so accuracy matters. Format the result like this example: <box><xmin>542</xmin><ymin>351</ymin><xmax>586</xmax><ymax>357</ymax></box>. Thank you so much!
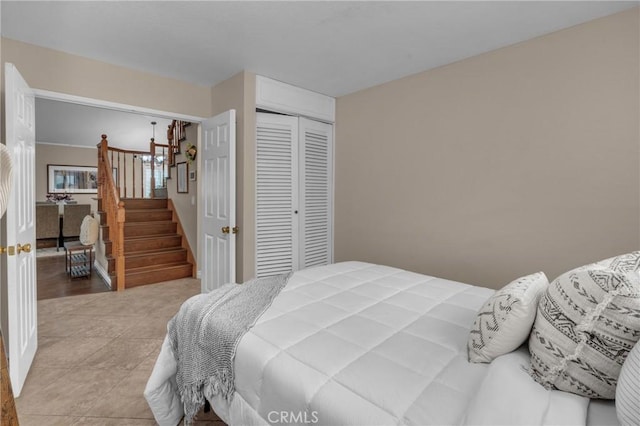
<box><xmin>146</xmin><ymin>261</ymin><xmax>618</xmax><ymax>425</ymax></box>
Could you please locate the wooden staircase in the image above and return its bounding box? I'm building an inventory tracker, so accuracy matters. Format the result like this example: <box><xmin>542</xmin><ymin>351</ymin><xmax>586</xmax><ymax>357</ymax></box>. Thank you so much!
<box><xmin>100</xmin><ymin>198</ymin><xmax>194</xmax><ymax>288</ymax></box>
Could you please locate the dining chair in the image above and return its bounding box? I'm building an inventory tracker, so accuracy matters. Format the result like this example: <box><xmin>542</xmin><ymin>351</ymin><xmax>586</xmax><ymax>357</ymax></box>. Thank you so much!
<box><xmin>36</xmin><ymin>204</ymin><xmax>60</xmax><ymax>249</ymax></box>
<box><xmin>61</xmin><ymin>204</ymin><xmax>91</xmax><ymax>243</ymax></box>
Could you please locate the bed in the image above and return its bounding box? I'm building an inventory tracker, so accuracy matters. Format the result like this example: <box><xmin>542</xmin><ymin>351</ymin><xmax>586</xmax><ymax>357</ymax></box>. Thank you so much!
<box><xmin>145</xmin><ymin>261</ymin><xmax>619</xmax><ymax>425</ymax></box>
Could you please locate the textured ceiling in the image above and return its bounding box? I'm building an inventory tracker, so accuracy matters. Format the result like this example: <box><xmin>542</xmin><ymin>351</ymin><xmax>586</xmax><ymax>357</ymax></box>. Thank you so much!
<box><xmin>5</xmin><ymin>1</ymin><xmax>637</xmax><ymax>149</ymax></box>
<box><xmin>2</xmin><ymin>1</ymin><xmax>636</xmax><ymax>97</ymax></box>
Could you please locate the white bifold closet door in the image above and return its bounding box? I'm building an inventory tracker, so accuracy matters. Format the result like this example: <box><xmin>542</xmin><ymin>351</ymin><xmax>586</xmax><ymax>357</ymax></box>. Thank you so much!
<box><xmin>256</xmin><ymin>112</ymin><xmax>333</xmax><ymax>278</ymax></box>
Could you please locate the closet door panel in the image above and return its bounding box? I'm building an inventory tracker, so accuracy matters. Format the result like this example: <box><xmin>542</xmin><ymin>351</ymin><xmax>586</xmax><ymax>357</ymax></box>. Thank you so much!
<box><xmin>256</xmin><ymin>113</ymin><xmax>299</xmax><ymax>278</ymax></box>
<box><xmin>299</xmin><ymin>118</ymin><xmax>333</xmax><ymax>269</ymax></box>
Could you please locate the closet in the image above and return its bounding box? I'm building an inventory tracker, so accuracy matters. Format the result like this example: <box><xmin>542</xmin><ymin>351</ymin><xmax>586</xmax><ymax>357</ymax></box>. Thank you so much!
<box><xmin>255</xmin><ymin>112</ymin><xmax>333</xmax><ymax>278</ymax></box>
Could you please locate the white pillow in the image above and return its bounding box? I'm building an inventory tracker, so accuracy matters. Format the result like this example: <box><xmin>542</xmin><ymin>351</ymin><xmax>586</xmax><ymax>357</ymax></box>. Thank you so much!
<box><xmin>529</xmin><ymin>266</ymin><xmax>640</xmax><ymax>399</ymax></box>
<box><xmin>468</xmin><ymin>271</ymin><xmax>548</xmax><ymax>363</ymax></box>
<box><xmin>617</xmin><ymin>340</ymin><xmax>640</xmax><ymax>426</ymax></box>
<box><xmin>79</xmin><ymin>215</ymin><xmax>99</xmax><ymax>245</ymax></box>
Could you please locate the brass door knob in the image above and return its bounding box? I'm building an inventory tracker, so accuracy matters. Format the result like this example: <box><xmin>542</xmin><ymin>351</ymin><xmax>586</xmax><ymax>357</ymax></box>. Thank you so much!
<box><xmin>16</xmin><ymin>243</ymin><xmax>31</xmax><ymax>254</ymax></box>
<box><xmin>232</xmin><ymin>226</ymin><xmax>239</xmax><ymax>234</ymax></box>
<box><xmin>221</xmin><ymin>226</ymin><xmax>230</xmax><ymax>234</ymax></box>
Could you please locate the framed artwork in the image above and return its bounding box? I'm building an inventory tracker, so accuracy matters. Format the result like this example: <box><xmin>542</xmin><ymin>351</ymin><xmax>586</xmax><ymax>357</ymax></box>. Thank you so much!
<box><xmin>177</xmin><ymin>162</ymin><xmax>188</xmax><ymax>193</ymax></box>
<box><xmin>47</xmin><ymin>164</ymin><xmax>98</xmax><ymax>193</ymax></box>
<box><xmin>189</xmin><ymin>170</ymin><xmax>196</xmax><ymax>181</ymax></box>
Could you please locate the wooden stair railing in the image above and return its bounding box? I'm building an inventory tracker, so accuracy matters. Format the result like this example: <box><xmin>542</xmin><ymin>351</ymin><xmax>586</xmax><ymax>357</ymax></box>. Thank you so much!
<box><xmin>150</xmin><ymin>139</ymin><xmax>170</xmax><ymax>195</ymax></box>
<box><xmin>105</xmin><ymin>139</ymin><xmax>172</xmax><ymax>199</ymax></box>
<box><xmin>98</xmin><ymin>135</ymin><xmax>126</xmax><ymax>291</ymax></box>
<box><xmin>167</xmin><ymin>120</ymin><xmax>189</xmax><ymax>167</ymax></box>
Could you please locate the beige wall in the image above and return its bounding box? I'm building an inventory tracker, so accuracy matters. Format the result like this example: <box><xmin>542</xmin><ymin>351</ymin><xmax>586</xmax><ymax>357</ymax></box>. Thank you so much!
<box><xmin>1</xmin><ymin>38</ymin><xmax>211</xmax><ymax>117</ymax></box>
<box><xmin>335</xmin><ymin>8</ymin><xmax>640</xmax><ymax>289</ymax></box>
<box><xmin>167</xmin><ymin>124</ymin><xmax>198</xmax><ymax>257</ymax></box>
<box><xmin>208</xmin><ymin>71</ymin><xmax>256</xmax><ymax>283</ymax></box>
<box><xmin>35</xmin><ymin>144</ymin><xmax>98</xmax><ymax>214</ymax></box>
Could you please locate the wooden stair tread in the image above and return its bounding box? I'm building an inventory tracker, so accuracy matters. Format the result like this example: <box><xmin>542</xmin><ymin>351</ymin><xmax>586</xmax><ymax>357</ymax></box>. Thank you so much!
<box><xmin>123</xmin><ymin>247</ymin><xmax>187</xmax><ymax>257</ymax></box>
<box><xmin>99</xmin><ymin>192</ymin><xmax>193</xmax><ymax>288</ymax></box>
<box><xmin>126</xmin><ymin>208</ymin><xmax>171</xmax><ymax>213</ymax></box>
<box><xmin>125</xmin><ymin>261</ymin><xmax>192</xmax><ymax>274</ymax></box>
<box><xmin>124</xmin><ymin>220</ymin><xmax>173</xmax><ymax>227</ymax></box>
<box><xmin>105</xmin><ymin>246</ymin><xmax>186</xmax><ymax>258</ymax></box>
<box><xmin>124</xmin><ymin>233</ymin><xmax>181</xmax><ymax>241</ymax></box>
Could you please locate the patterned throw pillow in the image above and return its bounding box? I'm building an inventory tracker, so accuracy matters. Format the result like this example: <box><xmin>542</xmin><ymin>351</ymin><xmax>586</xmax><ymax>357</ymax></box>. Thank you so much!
<box><xmin>528</xmin><ymin>260</ymin><xmax>640</xmax><ymax>399</ymax></box>
<box><xmin>617</xmin><ymin>340</ymin><xmax>640</xmax><ymax>426</ymax></box>
<box><xmin>468</xmin><ymin>272</ymin><xmax>548</xmax><ymax>363</ymax></box>
<box><xmin>595</xmin><ymin>251</ymin><xmax>640</xmax><ymax>273</ymax></box>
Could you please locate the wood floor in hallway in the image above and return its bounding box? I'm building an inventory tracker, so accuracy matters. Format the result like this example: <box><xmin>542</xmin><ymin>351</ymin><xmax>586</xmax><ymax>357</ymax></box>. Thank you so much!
<box><xmin>37</xmin><ymin>254</ymin><xmax>111</xmax><ymax>300</ymax></box>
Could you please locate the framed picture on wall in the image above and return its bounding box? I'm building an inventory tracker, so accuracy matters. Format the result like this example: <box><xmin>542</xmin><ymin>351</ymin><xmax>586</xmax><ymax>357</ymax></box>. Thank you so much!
<box><xmin>47</xmin><ymin>164</ymin><xmax>98</xmax><ymax>193</ymax></box>
<box><xmin>177</xmin><ymin>162</ymin><xmax>188</xmax><ymax>193</ymax></box>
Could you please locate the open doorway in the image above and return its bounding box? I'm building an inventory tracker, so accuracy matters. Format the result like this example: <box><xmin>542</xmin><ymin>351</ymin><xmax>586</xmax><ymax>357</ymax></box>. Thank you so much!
<box><xmin>32</xmin><ymin>95</ymin><xmax>196</xmax><ymax>300</ymax></box>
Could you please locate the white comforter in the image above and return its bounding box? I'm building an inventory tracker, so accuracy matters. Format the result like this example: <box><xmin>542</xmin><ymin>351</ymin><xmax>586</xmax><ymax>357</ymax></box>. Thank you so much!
<box><xmin>146</xmin><ymin>261</ymin><xmax>616</xmax><ymax>426</ymax></box>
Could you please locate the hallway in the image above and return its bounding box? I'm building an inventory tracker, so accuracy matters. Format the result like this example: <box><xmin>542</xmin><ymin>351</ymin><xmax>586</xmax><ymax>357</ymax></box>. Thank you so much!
<box><xmin>37</xmin><ymin>253</ymin><xmax>110</xmax><ymax>301</ymax></box>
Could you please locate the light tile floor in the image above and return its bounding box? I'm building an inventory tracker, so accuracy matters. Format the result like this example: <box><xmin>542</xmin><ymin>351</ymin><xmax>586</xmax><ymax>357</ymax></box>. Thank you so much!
<box><xmin>16</xmin><ymin>278</ymin><xmax>224</xmax><ymax>425</ymax></box>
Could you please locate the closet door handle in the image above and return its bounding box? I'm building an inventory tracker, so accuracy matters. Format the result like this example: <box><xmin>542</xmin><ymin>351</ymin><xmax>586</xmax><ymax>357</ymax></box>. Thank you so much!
<box><xmin>221</xmin><ymin>226</ymin><xmax>230</xmax><ymax>234</ymax></box>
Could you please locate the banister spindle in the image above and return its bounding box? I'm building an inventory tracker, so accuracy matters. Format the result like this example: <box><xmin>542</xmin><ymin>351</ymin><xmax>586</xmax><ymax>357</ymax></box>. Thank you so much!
<box><xmin>132</xmin><ymin>154</ymin><xmax>136</xmax><ymax>199</ymax></box>
<box><xmin>123</xmin><ymin>153</ymin><xmax>128</xmax><ymax>199</ymax></box>
<box><xmin>117</xmin><ymin>152</ymin><xmax>121</xmax><ymax>197</ymax></box>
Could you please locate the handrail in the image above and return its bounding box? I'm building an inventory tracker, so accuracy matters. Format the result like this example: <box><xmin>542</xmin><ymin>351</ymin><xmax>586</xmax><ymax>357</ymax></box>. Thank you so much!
<box><xmin>98</xmin><ymin>135</ymin><xmax>126</xmax><ymax>291</ymax></box>
<box><xmin>105</xmin><ymin>146</ymin><xmax>149</xmax><ymax>155</ymax></box>
<box><xmin>105</xmin><ymin>139</ymin><xmax>170</xmax><ymax>199</ymax></box>
<box><xmin>100</xmin><ymin>138</ymin><xmax>121</xmax><ymax>204</ymax></box>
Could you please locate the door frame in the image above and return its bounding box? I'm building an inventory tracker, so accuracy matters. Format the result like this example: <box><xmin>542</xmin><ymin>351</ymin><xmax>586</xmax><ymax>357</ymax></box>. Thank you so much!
<box><xmin>31</xmin><ymin>89</ymin><xmax>207</xmax><ymax>279</ymax></box>
<box><xmin>2</xmin><ymin>87</ymin><xmax>208</xmax><ymax>329</ymax></box>
<box><xmin>33</xmin><ymin>89</ymin><xmax>204</xmax><ymax>123</ymax></box>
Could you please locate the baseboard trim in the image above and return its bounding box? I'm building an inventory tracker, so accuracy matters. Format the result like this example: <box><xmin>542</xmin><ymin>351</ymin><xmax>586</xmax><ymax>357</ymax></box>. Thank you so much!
<box><xmin>93</xmin><ymin>261</ymin><xmax>113</xmax><ymax>290</ymax></box>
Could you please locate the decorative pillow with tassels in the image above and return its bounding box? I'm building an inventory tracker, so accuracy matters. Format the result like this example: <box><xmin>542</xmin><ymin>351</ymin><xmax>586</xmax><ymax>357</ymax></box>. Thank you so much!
<box><xmin>528</xmin><ymin>262</ymin><xmax>640</xmax><ymax>399</ymax></box>
<box><xmin>468</xmin><ymin>271</ymin><xmax>548</xmax><ymax>363</ymax></box>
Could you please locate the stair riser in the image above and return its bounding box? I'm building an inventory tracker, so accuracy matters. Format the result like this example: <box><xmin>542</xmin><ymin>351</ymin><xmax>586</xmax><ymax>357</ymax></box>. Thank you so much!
<box><xmin>124</xmin><ymin>236</ymin><xmax>182</xmax><ymax>252</ymax></box>
<box><xmin>125</xmin><ymin>264</ymin><xmax>193</xmax><ymax>288</ymax></box>
<box><xmin>126</xmin><ymin>210</ymin><xmax>173</xmax><ymax>222</ymax></box>
<box><xmin>121</xmin><ymin>199</ymin><xmax>168</xmax><ymax>210</ymax></box>
<box><xmin>125</xmin><ymin>251</ymin><xmax>187</xmax><ymax>269</ymax></box>
<box><xmin>124</xmin><ymin>223</ymin><xmax>177</xmax><ymax>237</ymax></box>
<box><xmin>107</xmin><ymin>250</ymin><xmax>188</xmax><ymax>273</ymax></box>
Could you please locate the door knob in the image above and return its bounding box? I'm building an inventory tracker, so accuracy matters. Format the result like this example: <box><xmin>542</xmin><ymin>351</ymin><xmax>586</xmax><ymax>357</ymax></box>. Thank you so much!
<box><xmin>17</xmin><ymin>243</ymin><xmax>32</xmax><ymax>254</ymax></box>
<box><xmin>221</xmin><ymin>226</ymin><xmax>230</xmax><ymax>234</ymax></box>
<box><xmin>232</xmin><ymin>226</ymin><xmax>239</xmax><ymax>234</ymax></box>
<box><xmin>0</xmin><ymin>244</ymin><xmax>32</xmax><ymax>256</ymax></box>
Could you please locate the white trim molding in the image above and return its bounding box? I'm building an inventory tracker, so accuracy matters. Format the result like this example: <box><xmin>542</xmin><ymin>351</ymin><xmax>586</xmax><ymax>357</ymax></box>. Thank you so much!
<box><xmin>32</xmin><ymin>89</ymin><xmax>205</xmax><ymax>123</ymax></box>
<box><xmin>255</xmin><ymin>76</ymin><xmax>335</xmax><ymax>123</ymax></box>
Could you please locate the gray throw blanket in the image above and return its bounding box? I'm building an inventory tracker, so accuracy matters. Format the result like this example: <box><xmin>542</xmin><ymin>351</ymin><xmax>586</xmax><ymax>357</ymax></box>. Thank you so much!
<box><xmin>167</xmin><ymin>273</ymin><xmax>291</xmax><ymax>425</ymax></box>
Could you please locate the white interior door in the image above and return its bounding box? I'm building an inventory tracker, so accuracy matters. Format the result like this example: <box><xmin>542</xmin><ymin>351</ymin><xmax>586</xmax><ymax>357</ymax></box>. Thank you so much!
<box><xmin>255</xmin><ymin>113</ymin><xmax>299</xmax><ymax>278</ymax></box>
<box><xmin>5</xmin><ymin>63</ymin><xmax>37</xmax><ymax>397</ymax></box>
<box><xmin>201</xmin><ymin>110</ymin><xmax>236</xmax><ymax>292</ymax></box>
<box><xmin>299</xmin><ymin>117</ymin><xmax>333</xmax><ymax>269</ymax></box>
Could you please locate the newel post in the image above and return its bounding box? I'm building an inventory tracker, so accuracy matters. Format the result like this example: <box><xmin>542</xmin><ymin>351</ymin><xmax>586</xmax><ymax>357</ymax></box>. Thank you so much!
<box><xmin>116</xmin><ymin>200</ymin><xmax>126</xmax><ymax>291</ymax></box>
<box><xmin>97</xmin><ymin>135</ymin><xmax>108</xmax><ymax>201</ymax></box>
